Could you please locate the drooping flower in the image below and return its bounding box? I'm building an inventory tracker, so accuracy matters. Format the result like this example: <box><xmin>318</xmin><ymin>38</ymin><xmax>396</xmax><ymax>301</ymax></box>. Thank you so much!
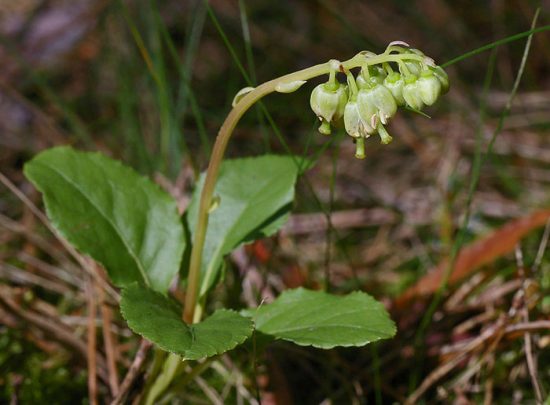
<box><xmin>310</xmin><ymin>81</ymin><xmax>348</xmax><ymax>135</ymax></box>
<box><xmin>357</xmin><ymin>83</ymin><xmax>397</xmax><ymax>125</ymax></box>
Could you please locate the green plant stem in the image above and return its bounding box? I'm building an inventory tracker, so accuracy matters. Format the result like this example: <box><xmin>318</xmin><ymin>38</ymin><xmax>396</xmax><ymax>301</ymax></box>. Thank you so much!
<box><xmin>181</xmin><ymin>52</ymin><xmax>422</xmax><ymax>323</ymax></box>
<box><xmin>144</xmin><ymin>353</ymin><xmax>182</xmax><ymax>405</ymax></box>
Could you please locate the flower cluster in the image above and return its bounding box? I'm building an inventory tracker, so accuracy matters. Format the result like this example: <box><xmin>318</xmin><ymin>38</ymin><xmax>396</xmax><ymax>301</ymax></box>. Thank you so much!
<box><xmin>309</xmin><ymin>42</ymin><xmax>449</xmax><ymax>159</ymax></box>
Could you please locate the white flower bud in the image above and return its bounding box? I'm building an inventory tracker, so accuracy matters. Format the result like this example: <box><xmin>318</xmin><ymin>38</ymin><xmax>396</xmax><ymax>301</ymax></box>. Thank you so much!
<box><xmin>403</xmin><ymin>75</ymin><xmax>424</xmax><ymax>111</ymax></box>
<box><xmin>383</xmin><ymin>72</ymin><xmax>405</xmax><ymax>106</ymax></box>
<box><xmin>417</xmin><ymin>70</ymin><xmax>441</xmax><ymax>106</ymax></box>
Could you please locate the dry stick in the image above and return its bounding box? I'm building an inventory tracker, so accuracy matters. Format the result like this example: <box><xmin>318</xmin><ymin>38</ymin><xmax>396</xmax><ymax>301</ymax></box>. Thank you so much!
<box><xmin>111</xmin><ymin>340</ymin><xmax>153</xmax><ymax>405</ymax></box>
<box><xmin>0</xmin><ymin>171</ymin><xmax>120</xmax><ymax>301</ymax></box>
<box><xmin>87</xmin><ymin>274</ymin><xmax>98</xmax><ymax>405</ymax></box>
<box><xmin>483</xmin><ymin>352</ymin><xmax>495</xmax><ymax>405</ymax></box>
<box><xmin>452</xmin><ymin>321</ymin><xmax>507</xmax><ymax>394</ymax></box>
<box><xmin>452</xmin><ymin>254</ymin><xmax>548</xmax><ymax>398</ymax></box>
<box><xmin>406</xmin><ymin>318</ymin><xmax>550</xmax><ymax>401</ymax></box>
<box><xmin>0</xmin><ymin>262</ymin><xmax>72</xmax><ymax>295</ymax></box>
<box><xmin>505</xmin><ymin>320</ymin><xmax>550</xmax><ymax>333</ymax></box>
<box><xmin>522</xmin><ymin>314</ymin><xmax>542</xmax><ymax>403</ymax></box>
<box><xmin>406</xmin><ymin>318</ymin><xmax>505</xmax><ymax>405</ymax></box>
<box><xmin>17</xmin><ymin>251</ymin><xmax>80</xmax><ymax>288</ymax></box>
<box><xmin>405</xmin><ymin>351</ymin><xmax>470</xmax><ymax>405</ymax></box>
<box><xmin>99</xmin><ymin>279</ymin><xmax>120</xmax><ymax>396</ymax></box>
<box><xmin>515</xmin><ymin>245</ymin><xmax>544</xmax><ymax>404</ymax></box>
<box><xmin>407</xmin><ymin>306</ymin><xmax>550</xmax><ymax>404</ymax></box>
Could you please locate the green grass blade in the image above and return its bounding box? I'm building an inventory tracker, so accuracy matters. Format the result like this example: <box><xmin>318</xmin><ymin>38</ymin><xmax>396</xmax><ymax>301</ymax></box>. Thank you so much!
<box><xmin>443</xmin><ymin>23</ymin><xmax>550</xmax><ymax>67</ymax></box>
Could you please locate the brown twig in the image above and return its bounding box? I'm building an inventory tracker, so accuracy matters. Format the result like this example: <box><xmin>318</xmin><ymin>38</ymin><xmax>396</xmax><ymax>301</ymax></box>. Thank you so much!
<box><xmin>405</xmin><ymin>350</ymin><xmax>470</xmax><ymax>405</ymax></box>
<box><xmin>111</xmin><ymin>340</ymin><xmax>153</xmax><ymax>405</ymax></box>
<box><xmin>515</xmin><ymin>244</ymin><xmax>543</xmax><ymax>404</ymax></box>
<box><xmin>406</xmin><ymin>305</ymin><xmax>550</xmax><ymax>404</ymax></box>
<box><xmin>0</xmin><ymin>262</ymin><xmax>72</xmax><ymax>295</ymax></box>
<box><xmin>504</xmin><ymin>320</ymin><xmax>550</xmax><ymax>334</ymax></box>
<box><xmin>17</xmin><ymin>251</ymin><xmax>80</xmax><ymax>288</ymax></box>
<box><xmin>406</xmin><ymin>314</ymin><xmax>507</xmax><ymax>405</ymax></box>
<box><xmin>99</xmin><ymin>274</ymin><xmax>120</xmax><ymax>396</ymax></box>
<box><xmin>87</xmin><ymin>275</ymin><xmax>98</xmax><ymax>405</ymax></box>
<box><xmin>483</xmin><ymin>352</ymin><xmax>495</xmax><ymax>405</ymax></box>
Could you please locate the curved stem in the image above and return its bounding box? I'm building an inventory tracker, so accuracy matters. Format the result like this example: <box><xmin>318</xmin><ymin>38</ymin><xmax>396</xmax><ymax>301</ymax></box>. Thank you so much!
<box><xmin>182</xmin><ymin>51</ymin><xmax>423</xmax><ymax>323</ymax></box>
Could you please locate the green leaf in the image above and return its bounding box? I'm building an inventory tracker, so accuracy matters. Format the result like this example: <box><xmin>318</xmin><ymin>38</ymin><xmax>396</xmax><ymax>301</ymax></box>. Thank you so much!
<box><xmin>187</xmin><ymin>155</ymin><xmax>300</xmax><ymax>296</ymax></box>
<box><xmin>24</xmin><ymin>146</ymin><xmax>184</xmax><ymax>293</ymax></box>
<box><xmin>248</xmin><ymin>288</ymin><xmax>396</xmax><ymax>348</ymax></box>
<box><xmin>120</xmin><ymin>284</ymin><xmax>253</xmax><ymax>359</ymax></box>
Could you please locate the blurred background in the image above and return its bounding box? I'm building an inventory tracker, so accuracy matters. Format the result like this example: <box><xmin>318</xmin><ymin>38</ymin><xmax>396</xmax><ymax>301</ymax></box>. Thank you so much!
<box><xmin>1</xmin><ymin>0</ymin><xmax>549</xmax><ymax>403</ymax></box>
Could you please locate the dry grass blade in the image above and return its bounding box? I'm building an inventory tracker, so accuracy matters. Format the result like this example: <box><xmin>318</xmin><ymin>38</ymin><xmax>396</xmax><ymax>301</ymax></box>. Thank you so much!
<box><xmin>515</xmin><ymin>244</ymin><xmax>544</xmax><ymax>404</ymax></box>
<box><xmin>111</xmin><ymin>340</ymin><xmax>152</xmax><ymax>405</ymax></box>
<box><xmin>100</xmin><ymin>283</ymin><xmax>120</xmax><ymax>396</ymax></box>
<box><xmin>0</xmin><ymin>262</ymin><xmax>72</xmax><ymax>295</ymax></box>
<box><xmin>86</xmin><ymin>274</ymin><xmax>98</xmax><ymax>405</ymax></box>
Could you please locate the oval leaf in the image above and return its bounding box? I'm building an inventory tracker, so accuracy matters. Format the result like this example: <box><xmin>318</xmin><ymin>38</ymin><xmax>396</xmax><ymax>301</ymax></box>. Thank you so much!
<box><xmin>121</xmin><ymin>284</ymin><xmax>253</xmax><ymax>360</ymax></box>
<box><xmin>24</xmin><ymin>146</ymin><xmax>184</xmax><ymax>293</ymax></box>
<box><xmin>249</xmin><ymin>288</ymin><xmax>396</xmax><ymax>348</ymax></box>
<box><xmin>187</xmin><ymin>155</ymin><xmax>301</xmax><ymax>297</ymax></box>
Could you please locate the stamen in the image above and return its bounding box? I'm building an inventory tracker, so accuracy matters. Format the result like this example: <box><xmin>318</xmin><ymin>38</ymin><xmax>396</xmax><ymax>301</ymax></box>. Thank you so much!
<box><xmin>370</xmin><ymin>114</ymin><xmax>378</xmax><ymax>129</ymax></box>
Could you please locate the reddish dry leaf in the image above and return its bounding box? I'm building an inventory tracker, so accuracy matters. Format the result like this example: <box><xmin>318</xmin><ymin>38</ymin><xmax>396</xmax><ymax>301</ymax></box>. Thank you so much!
<box><xmin>251</xmin><ymin>240</ymin><xmax>272</xmax><ymax>264</ymax></box>
<box><xmin>395</xmin><ymin>209</ymin><xmax>550</xmax><ymax>309</ymax></box>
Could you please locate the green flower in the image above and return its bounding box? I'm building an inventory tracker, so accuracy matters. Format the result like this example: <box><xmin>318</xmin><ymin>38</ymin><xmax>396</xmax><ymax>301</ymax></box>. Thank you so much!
<box><xmin>310</xmin><ymin>81</ymin><xmax>348</xmax><ymax>135</ymax></box>
<box><xmin>344</xmin><ymin>100</ymin><xmax>375</xmax><ymax>139</ymax></box>
<box><xmin>357</xmin><ymin>83</ymin><xmax>397</xmax><ymax>125</ymax></box>
<box><xmin>383</xmin><ymin>72</ymin><xmax>405</xmax><ymax>106</ymax></box>
<box><xmin>417</xmin><ymin>70</ymin><xmax>441</xmax><ymax>106</ymax></box>
<box><xmin>402</xmin><ymin>75</ymin><xmax>424</xmax><ymax>111</ymax></box>
<box><xmin>306</xmin><ymin>45</ymin><xmax>450</xmax><ymax>158</ymax></box>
